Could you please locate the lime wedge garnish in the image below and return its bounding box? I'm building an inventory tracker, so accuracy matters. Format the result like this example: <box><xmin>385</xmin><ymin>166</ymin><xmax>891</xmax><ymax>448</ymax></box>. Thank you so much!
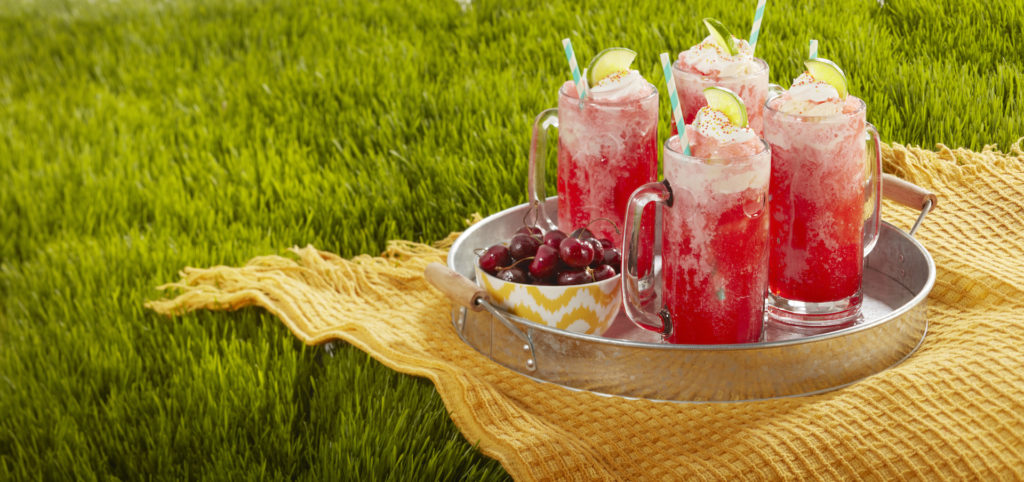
<box><xmin>804</xmin><ymin>58</ymin><xmax>849</xmax><ymax>99</ymax></box>
<box><xmin>586</xmin><ymin>47</ymin><xmax>637</xmax><ymax>86</ymax></box>
<box><xmin>703</xmin><ymin>18</ymin><xmax>737</xmax><ymax>56</ymax></box>
<box><xmin>703</xmin><ymin>86</ymin><xmax>748</xmax><ymax>127</ymax></box>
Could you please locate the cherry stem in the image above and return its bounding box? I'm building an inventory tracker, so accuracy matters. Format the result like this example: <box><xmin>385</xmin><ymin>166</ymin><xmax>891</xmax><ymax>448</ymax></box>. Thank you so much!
<box><xmin>586</xmin><ymin>217</ymin><xmax>622</xmax><ymax>235</ymax></box>
<box><xmin>498</xmin><ymin>257</ymin><xmax>534</xmax><ymax>271</ymax></box>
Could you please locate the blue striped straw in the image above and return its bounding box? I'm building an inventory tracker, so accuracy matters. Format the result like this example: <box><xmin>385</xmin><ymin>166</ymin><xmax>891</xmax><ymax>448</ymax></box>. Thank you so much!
<box><xmin>659</xmin><ymin>52</ymin><xmax>690</xmax><ymax>156</ymax></box>
<box><xmin>562</xmin><ymin>38</ymin><xmax>587</xmax><ymax>104</ymax></box>
<box><xmin>809</xmin><ymin>39</ymin><xmax>818</xmax><ymax>59</ymax></box>
<box><xmin>748</xmin><ymin>0</ymin><xmax>767</xmax><ymax>53</ymax></box>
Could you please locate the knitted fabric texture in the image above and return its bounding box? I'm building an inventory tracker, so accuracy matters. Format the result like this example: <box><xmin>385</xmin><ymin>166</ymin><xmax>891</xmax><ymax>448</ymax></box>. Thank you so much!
<box><xmin>147</xmin><ymin>142</ymin><xmax>1024</xmax><ymax>480</ymax></box>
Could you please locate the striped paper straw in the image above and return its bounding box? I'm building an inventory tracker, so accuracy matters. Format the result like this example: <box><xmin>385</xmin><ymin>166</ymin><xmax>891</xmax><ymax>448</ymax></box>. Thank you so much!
<box><xmin>748</xmin><ymin>0</ymin><xmax>767</xmax><ymax>53</ymax></box>
<box><xmin>659</xmin><ymin>52</ymin><xmax>690</xmax><ymax>156</ymax></box>
<box><xmin>809</xmin><ymin>39</ymin><xmax>818</xmax><ymax>59</ymax></box>
<box><xmin>562</xmin><ymin>38</ymin><xmax>587</xmax><ymax>104</ymax></box>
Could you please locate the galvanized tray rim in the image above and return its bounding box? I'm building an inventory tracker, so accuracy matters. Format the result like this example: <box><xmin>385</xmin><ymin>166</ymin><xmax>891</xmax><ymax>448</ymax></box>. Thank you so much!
<box><xmin>448</xmin><ymin>197</ymin><xmax>935</xmax><ymax>351</ymax></box>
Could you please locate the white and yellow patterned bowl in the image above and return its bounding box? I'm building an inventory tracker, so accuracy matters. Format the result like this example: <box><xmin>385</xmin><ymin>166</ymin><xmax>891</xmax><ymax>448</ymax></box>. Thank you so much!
<box><xmin>474</xmin><ymin>266</ymin><xmax>621</xmax><ymax>336</ymax></box>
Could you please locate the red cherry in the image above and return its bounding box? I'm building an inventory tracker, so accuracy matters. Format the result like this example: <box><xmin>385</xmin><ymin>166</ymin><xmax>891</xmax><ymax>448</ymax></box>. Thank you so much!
<box><xmin>479</xmin><ymin>244</ymin><xmax>510</xmax><ymax>274</ymax></box>
<box><xmin>496</xmin><ymin>267</ymin><xmax>528</xmax><ymax>283</ymax></box>
<box><xmin>529</xmin><ymin>244</ymin><xmax>559</xmax><ymax>280</ymax></box>
<box><xmin>585</xmin><ymin>238</ymin><xmax>604</xmax><ymax>268</ymax></box>
<box><xmin>508</xmin><ymin>234</ymin><xmax>541</xmax><ymax>261</ymax></box>
<box><xmin>557</xmin><ymin>269</ymin><xmax>593</xmax><ymax>286</ymax></box>
<box><xmin>542</xmin><ymin>229</ymin><xmax>567</xmax><ymax>250</ymax></box>
<box><xmin>559</xmin><ymin>237</ymin><xmax>594</xmax><ymax>268</ymax></box>
<box><xmin>598</xmin><ymin>238</ymin><xmax>614</xmax><ymax>250</ymax></box>
<box><xmin>592</xmin><ymin>264</ymin><xmax>616</xmax><ymax>281</ymax></box>
<box><xmin>603</xmin><ymin>248</ymin><xmax>622</xmax><ymax>273</ymax></box>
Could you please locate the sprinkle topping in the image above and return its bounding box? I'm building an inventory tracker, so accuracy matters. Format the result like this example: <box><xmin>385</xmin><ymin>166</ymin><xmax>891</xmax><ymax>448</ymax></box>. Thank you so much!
<box><xmin>597</xmin><ymin>70</ymin><xmax>629</xmax><ymax>86</ymax></box>
<box><xmin>779</xmin><ymin>72</ymin><xmax>843</xmax><ymax>116</ymax></box>
<box><xmin>588</xmin><ymin>69</ymin><xmax>648</xmax><ymax>102</ymax></box>
<box><xmin>692</xmin><ymin>107</ymin><xmax>756</xmax><ymax>143</ymax></box>
<box><xmin>677</xmin><ymin>35</ymin><xmax>757</xmax><ymax>77</ymax></box>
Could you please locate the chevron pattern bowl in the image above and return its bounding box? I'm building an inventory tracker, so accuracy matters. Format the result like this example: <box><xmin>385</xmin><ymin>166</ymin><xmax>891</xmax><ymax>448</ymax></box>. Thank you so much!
<box><xmin>474</xmin><ymin>266</ymin><xmax>621</xmax><ymax>335</ymax></box>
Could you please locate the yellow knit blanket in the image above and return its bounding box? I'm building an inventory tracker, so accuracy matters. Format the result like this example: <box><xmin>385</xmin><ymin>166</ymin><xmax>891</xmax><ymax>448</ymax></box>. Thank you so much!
<box><xmin>147</xmin><ymin>142</ymin><xmax>1024</xmax><ymax>480</ymax></box>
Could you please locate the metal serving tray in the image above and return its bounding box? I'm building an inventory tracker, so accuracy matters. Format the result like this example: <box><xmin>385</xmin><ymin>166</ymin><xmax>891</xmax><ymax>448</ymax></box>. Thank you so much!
<box><xmin>445</xmin><ymin>185</ymin><xmax>936</xmax><ymax>402</ymax></box>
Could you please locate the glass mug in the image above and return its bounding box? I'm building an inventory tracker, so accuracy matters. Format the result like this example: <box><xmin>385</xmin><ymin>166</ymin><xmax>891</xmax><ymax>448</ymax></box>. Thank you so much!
<box><xmin>763</xmin><ymin>92</ymin><xmax>883</xmax><ymax>325</ymax></box>
<box><xmin>622</xmin><ymin>135</ymin><xmax>771</xmax><ymax>344</ymax></box>
<box><xmin>672</xmin><ymin>58</ymin><xmax>770</xmax><ymax>136</ymax></box>
<box><xmin>527</xmin><ymin>82</ymin><xmax>659</xmax><ymax>249</ymax></box>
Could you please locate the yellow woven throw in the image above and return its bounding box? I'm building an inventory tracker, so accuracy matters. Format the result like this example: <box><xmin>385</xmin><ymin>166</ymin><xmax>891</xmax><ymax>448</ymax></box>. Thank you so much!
<box><xmin>147</xmin><ymin>142</ymin><xmax>1024</xmax><ymax>480</ymax></box>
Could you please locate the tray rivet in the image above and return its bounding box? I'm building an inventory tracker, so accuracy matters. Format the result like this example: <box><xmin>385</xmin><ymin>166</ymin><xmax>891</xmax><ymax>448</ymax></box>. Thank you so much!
<box><xmin>525</xmin><ymin>358</ymin><xmax>536</xmax><ymax>371</ymax></box>
<box><xmin>522</xmin><ymin>343</ymin><xmax>531</xmax><ymax>352</ymax></box>
<box><xmin>454</xmin><ymin>307</ymin><xmax>466</xmax><ymax>333</ymax></box>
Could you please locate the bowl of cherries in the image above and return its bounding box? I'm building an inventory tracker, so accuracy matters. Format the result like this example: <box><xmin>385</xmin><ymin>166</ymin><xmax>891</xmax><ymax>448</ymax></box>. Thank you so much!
<box><xmin>474</xmin><ymin>224</ymin><xmax>622</xmax><ymax>336</ymax></box>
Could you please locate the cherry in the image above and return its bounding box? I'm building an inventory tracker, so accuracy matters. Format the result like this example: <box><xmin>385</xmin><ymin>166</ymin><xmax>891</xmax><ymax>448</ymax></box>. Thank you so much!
<box><xmin>542</xmin><ymin>229</ymin><xmax>567</xmax><ymax>250</ymax></box>
<box><xmin>603</xmin><ymin>248</ymin><xmax>622</xmax><ymax>273</ymax></box>
<box><xmin>559</xmin><ymin>237</ymin><xmax>594</xmax><ymax>268</ymax></box>
<box><xmin>479</xmin><ymin>244</ymin><xmax>510</xmax><ymax>274</ymax></box>
<box><xmin>585</xmin><ymin>238</ymin><xmax>604</xmax><ymax>268</ymax></box>
<box><xmin>480</xmin><ymin>225</ymin><xmax>621</xmax><ymax>286</ymax></box>
<box><xmin>529</xmin><ymin>244</ymin><xmax>559</xmax><ymax>280</ymax></box>
<box><xmin>497</xmin><ymin>267</ymin><xmax>528</xmax><ymax>283</ymax></box>
<box><xmin>508</xmin><ymin>234</ymin><xmax>541</xmax><ymax>261</ymax></box>
<box><xmin>515</xmin><ymin>225</ymin><xmax>543</xmax><ymax>236</ymax></box>
<box><xmin>592</xmin><ymin>264</ymin><xmax>616</xmax><ymax>281</ymax></box>
<box><xmin>557</xmin><ymin>269</ymin><xmax>593</xmax><ymax>286</ymax></box>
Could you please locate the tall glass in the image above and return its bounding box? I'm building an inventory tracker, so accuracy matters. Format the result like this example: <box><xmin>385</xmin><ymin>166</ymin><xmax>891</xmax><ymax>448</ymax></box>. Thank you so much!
<box><xmin>672</xmin><ymin>58</ymin><xmax>769</xmax><ymax>136</ymax></box>
<box><xmin>763</xmin><ymin>96</ymin><xmax>882</xmax><ymax>325</ymax></box>
<box><xmin>528</xmin><ymin>83</ymin><xmax>659</xmax><ymax>248</ymax></box>
<box><xmin>622</xmin><ymin>136</ymin><xmax>771</xmax><ymax>344</ymax></box>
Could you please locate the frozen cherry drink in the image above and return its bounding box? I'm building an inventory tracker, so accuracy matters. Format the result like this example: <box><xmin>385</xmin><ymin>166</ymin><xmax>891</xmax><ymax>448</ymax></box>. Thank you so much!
<box><xmin>673</xmin><ymin>19</ymin><xmax>769</xmax><ymax>136</ymax></box>
<box><xmin>763</xmin><ymin>59</ymin><xmax>882</xmax><ymax>325</ymax></box>
<box><xmin>623</xmin><ymin>88</ymin><xmax>770</xmax><ymax>344</ymax></box>
<box><xmin>529</xmin><ymin>48</ymin><xmax>658</xmax><ymax>262</ymax></box>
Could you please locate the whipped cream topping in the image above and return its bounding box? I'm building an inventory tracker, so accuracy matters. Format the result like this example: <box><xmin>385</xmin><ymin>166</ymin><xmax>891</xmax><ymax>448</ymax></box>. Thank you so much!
<box><xmin>778</xmin><ymin>72</ymin><xmax>843</xmax><ymax>116</ymax></box>
<box><xmin>677</xmin><ymin>35</ymin><xmax>758</xmax><ymax>78</ymax></box>
<box><xmin>690</xmin><ymin>106</ymin><xmax>757</xmax><ymax>144</ymax></box>
<box><xmin>586</xmin><ymin>69</ymin><xmax>649</xmax><ymax>102</ymax></box>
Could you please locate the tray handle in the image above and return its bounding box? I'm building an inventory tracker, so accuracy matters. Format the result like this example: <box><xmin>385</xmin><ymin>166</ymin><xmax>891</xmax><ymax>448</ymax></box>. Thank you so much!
<box><xmin>882</xmin><ymin>173</ymin><xmax>938</xmax><ymax>237</ymax></box>
<box><xmin>425</xmin><ymin>263</ymin><xmax>538</xmax><ymax>372</ymax></box>
<box><xmin>425</xmin><ymin>262</ymin><xmax>487</xmax><ymax>311</ymax></box>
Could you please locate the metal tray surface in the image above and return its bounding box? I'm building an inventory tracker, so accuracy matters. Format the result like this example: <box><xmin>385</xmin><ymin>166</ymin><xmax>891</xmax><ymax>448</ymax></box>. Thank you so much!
<box><xmin>448</xmin><ymin>197</ymin><xmax>934</xmax><ymax>402</ymax></box>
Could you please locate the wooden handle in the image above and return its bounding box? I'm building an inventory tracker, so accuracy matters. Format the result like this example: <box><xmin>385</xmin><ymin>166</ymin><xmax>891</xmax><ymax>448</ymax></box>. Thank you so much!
<box><xmin>424</xmin><ymin>263</ymin><xmax>486</xmax><ymax>311</ymax></box>
<box><xmin>883</xmin><ymin>173</ymin><xmax>938</xmax><ymax>212</ymax></box>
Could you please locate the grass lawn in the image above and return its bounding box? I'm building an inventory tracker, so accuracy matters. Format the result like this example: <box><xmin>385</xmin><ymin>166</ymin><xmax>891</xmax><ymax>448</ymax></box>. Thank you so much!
<box><xmin>1</xmin><ymin>0</ymin><xmax>1021</xmax><ymax>479</ymax></box>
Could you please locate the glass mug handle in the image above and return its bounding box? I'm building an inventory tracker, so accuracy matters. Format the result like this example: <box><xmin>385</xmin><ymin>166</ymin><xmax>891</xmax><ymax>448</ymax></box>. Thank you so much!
<box><xmin>621</xmin><ymin>180</ymin><xmax>673</xmax><ymax>336</ymax></box>
<box><xmin>863</xmin><ymin>123</ymin><xmax>883</xmax><ymax>255</ymax></box>
<box><xmin>527</xmin><ymin>108</ymin><xmax>560</xmax><ymax>232</ymax></box>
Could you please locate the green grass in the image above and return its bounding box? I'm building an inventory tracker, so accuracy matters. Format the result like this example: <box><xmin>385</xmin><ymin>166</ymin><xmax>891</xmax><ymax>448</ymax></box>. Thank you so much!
<box><xmin>0</xmin><ymin>0</ymin><xmax>1020</xmax><ymax>479</ymax></box>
